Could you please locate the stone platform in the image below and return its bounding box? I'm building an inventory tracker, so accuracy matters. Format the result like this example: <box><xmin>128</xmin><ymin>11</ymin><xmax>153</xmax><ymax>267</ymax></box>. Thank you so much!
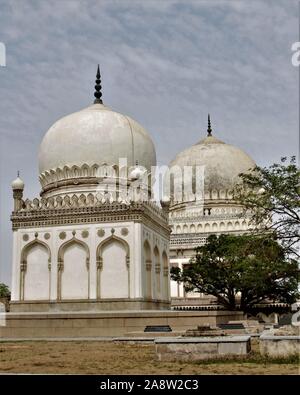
<box><xmin>0</xmin><ymin>310</ymin><xmax>243</xmax><ymax>339</ymax></box>
<box><xmin>155</xmin><ymin>336</ymin><xmax>251</xmax><ymax>361</ymax></box>
<box><xmin>9</xmin><ymin>299</ymin><xmax>170</xmax><ymax>313</ymax></box>
<box><xmin>260</xmin><ymin>326</ymin><xmax>300</xmax><ymax>357</ymax></box>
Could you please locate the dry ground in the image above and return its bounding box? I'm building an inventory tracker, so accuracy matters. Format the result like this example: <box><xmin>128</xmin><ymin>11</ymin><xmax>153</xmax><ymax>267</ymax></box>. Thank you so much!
<box><xmin>0</xmin><ymin>340</ymin><xmax>299</xmax><ymax>375</ymax></box>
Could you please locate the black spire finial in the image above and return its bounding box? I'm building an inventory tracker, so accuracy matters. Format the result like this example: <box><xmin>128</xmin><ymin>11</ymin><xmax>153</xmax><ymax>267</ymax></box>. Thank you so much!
<box><xmin>207</xmin><ymin>114</ymin><xmax>212</xmax><ymax>136</ymax></box>
<box><xmin>17</xmin><ymin>170</ymin><xmax>20</xmax><ymax>177</ymax></box>
<box><xmin>94</xmin><ymin>64</ymin><xmax>103</xmax><ymax>104</ymax></box>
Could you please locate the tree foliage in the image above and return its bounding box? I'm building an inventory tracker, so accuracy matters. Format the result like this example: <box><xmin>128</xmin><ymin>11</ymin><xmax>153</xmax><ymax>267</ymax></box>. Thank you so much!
<box><xmin>235</xmin><ymin>156</ymin><xmax>300</xmax><ymax>256</ymax></box>
<box><xmin>170</xmin><ymin>234</ymin><xmax>299</xmax><ymax>312</ymax></box>
<box><xmin>0</xmin><ymin>283</ymin><xmax>10</xmax><ymax>299</ymax></box>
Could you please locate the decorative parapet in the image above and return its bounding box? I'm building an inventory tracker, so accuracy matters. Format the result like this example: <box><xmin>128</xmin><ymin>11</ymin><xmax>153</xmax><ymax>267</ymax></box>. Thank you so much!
<box><xmin>39</xmin><ymin>163</ymin><xmax>154</xmax><ymax>196</ymax></box>
<box><xmin>170</xmin><ymin>234</ymin><xmax>208</xmax><ymax>248</ymax></box>
<box><xmin>11</xmin><ymin>200</ymin><xmax>170</xmax><ymax>237</ymax></box>
<box><xmin>169</xmin><ymin>188</ymin><xmax>235</xmax><ymax>208</ymax></box>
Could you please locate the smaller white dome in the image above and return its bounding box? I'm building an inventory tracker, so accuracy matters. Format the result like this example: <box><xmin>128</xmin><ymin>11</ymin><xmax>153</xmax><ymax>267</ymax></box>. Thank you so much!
<box><xmin>11</xmin><ymin>176</ymin><xmax>24</xmax><ymax>190</ymax></box>
<box><xmin>129</xmin><ymin>164</ymin><xmax>147</xmax><ymax>180</ymax></box>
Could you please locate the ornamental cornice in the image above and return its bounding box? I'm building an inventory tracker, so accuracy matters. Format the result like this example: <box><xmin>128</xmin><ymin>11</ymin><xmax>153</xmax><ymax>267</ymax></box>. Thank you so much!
<box><xmin>170</xmin><ymin>229</ymin><xmax>250</xmax><ymax>248</ymax></box>
<box><xmin>169</xmin><ymin>213</ymin><xmax>251</xmax><ymax>224</ymax></box>
<box><xmin>11</xmin><ymin>202</ymin><xmax>170</xmax><ymax>238</ymax></box>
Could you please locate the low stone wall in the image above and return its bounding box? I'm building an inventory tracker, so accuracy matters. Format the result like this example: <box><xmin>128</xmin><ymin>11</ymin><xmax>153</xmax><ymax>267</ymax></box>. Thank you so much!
<box><xmin>260</xmin><ymin>334</ymin><xmax>300</xmax><ymax>357</ymax></box>
<box><xmin>0</xmin><ymin>310</ymin><xmax>243</xmax><ymax>339</ymax></box>
<box><xmin>155</xmin><ymin>336</ymin><xmax>251</xmax><ymax>361</ymax></box>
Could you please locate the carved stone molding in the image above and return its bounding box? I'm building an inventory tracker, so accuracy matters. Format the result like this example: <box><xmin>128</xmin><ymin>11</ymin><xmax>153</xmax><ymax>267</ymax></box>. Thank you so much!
<box><xmin>146</xmin><ymin>261</ymin><xmax>152</xmax><ymax>271</ymax></box>
<box><xmin>57</xmin><ymin>259</ymin><xmax>64</xmax><ymax>272</ymax></box>
<box><xmin>20</xmin><ymin>261</ymin><xmax>27</xmax><ymax>272</ymax></box>
<box><xmin>82</xmin><ymin>230</ymin><xmax>89</xmax><ymax>238</ymax></box>
<box><xmin>121</xmin><ymin>227</ymin><xmax>129</xmax><ymax>236</ymax></box>
<box><xmin>96</xmin><ymin>257</ymin><xmax>103</xmax><ymax>270</ymax></box>
<box><xmin>126</xmin><ymin>256</ymin><xmax>130</xmax><ymax>268</ymax></box>
<box><xmin>59</xmin><ymin>231</ymin><xmax>66</xmax><ymax>240</ymax></box>
<box><xmin>11</xmin><ymin>202</ymin><xmax>170</xmax><ymax>239</ymax></box>
<box><xmin>97</xmin><ymin>229</ymin><xmax>105</xmax><ymax>237</ymax></box>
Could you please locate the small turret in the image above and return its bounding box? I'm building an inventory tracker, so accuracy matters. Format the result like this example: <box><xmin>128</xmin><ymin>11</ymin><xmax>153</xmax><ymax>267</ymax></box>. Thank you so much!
<box><xmin>11</xmin><ymin>171</ymin><xmax>24</xmax><ymax>211</ymax></box>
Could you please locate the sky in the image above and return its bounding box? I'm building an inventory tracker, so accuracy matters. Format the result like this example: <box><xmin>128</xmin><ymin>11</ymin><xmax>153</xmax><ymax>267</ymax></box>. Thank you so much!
<box><xmin>0</xmin><ymin>0</ymin><xmax>299</xmax><ymax>285</ymax></box>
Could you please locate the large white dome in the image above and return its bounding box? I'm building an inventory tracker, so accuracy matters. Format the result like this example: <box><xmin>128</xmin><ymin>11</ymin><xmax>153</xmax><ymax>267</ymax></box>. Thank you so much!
<box><xmin>169</xmin><ymin>128</ymin><xmax>255</xmax><ymax>198</ymax></box>
<box><xmin>39</xmin><ymin>103</ymin><xmax>156</xmax><ymax>176</ymax></box>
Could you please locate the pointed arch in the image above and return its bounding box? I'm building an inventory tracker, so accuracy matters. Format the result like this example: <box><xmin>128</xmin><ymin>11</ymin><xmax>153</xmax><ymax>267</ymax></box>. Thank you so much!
<box><xmin>20</xmin><ymin>239</ymin><xmax>51</xmax><ymax>301</ymax></box>
<box><xmin>96</xmin><ymin>235</ymin><xmax>130</xmax><ymax>299</ymax></box>
<box><xmin>57</xmin><ymin>237</ymin><xmax>90</xmax><ymax>300</ymax></box>
<box><xmin>204</xmin><ymin>223</ymin><xmax>210</xmax><ymax>232</ymax></box>
<box><xmin>220</xmin><ymin>222</ymin><xmax>225</xmax><ymax>231</ymax></box>
<box><xmin>81</xmin><ymin>163</ymin><xmax>90</xmax><ymax>177</ymax></box>
<box><xmin>63</xmin><ymin>165</ymin><xmax>70</xmax><ymax>179</ymax></box>
<box><xmin>227</xmin><ymin>221</ymin><xmax>233</xmax><ymax>231</ymax></box>
<box><xmin>71</xmin><ymin>165</ymin><xmax>80</xmax><ymax>178</ymax></box>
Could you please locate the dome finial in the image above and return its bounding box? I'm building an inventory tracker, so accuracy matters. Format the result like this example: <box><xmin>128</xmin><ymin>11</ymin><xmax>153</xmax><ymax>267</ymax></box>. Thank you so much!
<box><xmin>207</xmin><ymin>114</ymin><xmax>212</xmax><ymax>136</ymax></box>
<box><xmin>94</xmin><ymin>64</ymin><xmax>103</xmax><ymax>104</ymax></box>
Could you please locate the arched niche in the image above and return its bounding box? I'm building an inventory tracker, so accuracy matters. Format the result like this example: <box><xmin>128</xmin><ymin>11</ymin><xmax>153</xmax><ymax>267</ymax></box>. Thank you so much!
<box><xmin>57</xmin><ymin>237</ymin><xmax>90</xmax><ymax>300</ymax></box>
<box><xmin>204</xmin><ymin>223</ymin><xmax>210</xmax><ymax>232</ymax></box>
<box><xmin>143</xmin><ymin>240</ymin><xmax>152</xmax><ymax>299</ymax></box>
<box><xmin>20</xmin><ymin>239</ymin><xmax>51</xmax><ymax>301</ymax></box>
<box><xmin>227</xmin><ymin>222</ymin><xmax>233</xmax><ymax>231</ymax></box>
<box><xmin>197</xmin><ymin>224</ymin><xmax>203</xmax><ymax>232</ymax></box>
<box><xmin>220</xmin><ymin>222</ymin><xmax>225</xmax><ymax>231</ymax></box>
<box><xmin>96</xmin><ymin>235</ymin><xmax>130</xmax><ymax>299</ymax></box>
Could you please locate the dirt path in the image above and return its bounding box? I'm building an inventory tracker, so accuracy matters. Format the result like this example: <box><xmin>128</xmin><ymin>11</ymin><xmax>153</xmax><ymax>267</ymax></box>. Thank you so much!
<box><xmin>0</xmin><ymin>341</ymin><xmax>298</xmax><ymax>375</ymax></box>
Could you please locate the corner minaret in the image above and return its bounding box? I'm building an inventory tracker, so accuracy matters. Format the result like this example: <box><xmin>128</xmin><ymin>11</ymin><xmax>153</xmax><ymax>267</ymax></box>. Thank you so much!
<box><xmin>207</xmin><ymin>113</ymin><xmax>212</xmax><ymax>136</ymax></box>
<box><xmin>94</xmin><ymin>64</ymin><xmax>103</xmax><ymax>104</ymax></box>
<box><xmin>11</xmin><ymin>171</ymin><xmax>24</xmax><ymax>212</ymax></box>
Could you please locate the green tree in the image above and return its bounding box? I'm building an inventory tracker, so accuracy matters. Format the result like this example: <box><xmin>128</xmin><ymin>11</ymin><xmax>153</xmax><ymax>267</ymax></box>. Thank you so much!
<box><xmin>170</xmin><ymin>234</ymin><xmax>299</xmax><ymax>312</ymax></box>
<box><xmin>0</xmin><ymin>283</ymin><xmax>11</xmax><ymax>299</ymax></box>
<box><xmin>235</xmin><ymin>156</ymin><xmax>300</xmax><ymax>256</ymax></box>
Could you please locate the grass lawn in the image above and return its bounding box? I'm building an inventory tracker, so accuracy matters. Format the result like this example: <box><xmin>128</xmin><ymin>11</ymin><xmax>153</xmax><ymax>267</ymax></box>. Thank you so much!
<box><xmin>0</xmin><ymin>339</ymin><xmax>299</xmax><ymax>375</ymax></box>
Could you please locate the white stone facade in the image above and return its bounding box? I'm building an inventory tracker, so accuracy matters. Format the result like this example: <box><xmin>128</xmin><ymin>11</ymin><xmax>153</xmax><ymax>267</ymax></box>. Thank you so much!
<box><xmin>10</xmin><ymin>201</ymin><xmax>170</xmax><ymax>311</ymax></box>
